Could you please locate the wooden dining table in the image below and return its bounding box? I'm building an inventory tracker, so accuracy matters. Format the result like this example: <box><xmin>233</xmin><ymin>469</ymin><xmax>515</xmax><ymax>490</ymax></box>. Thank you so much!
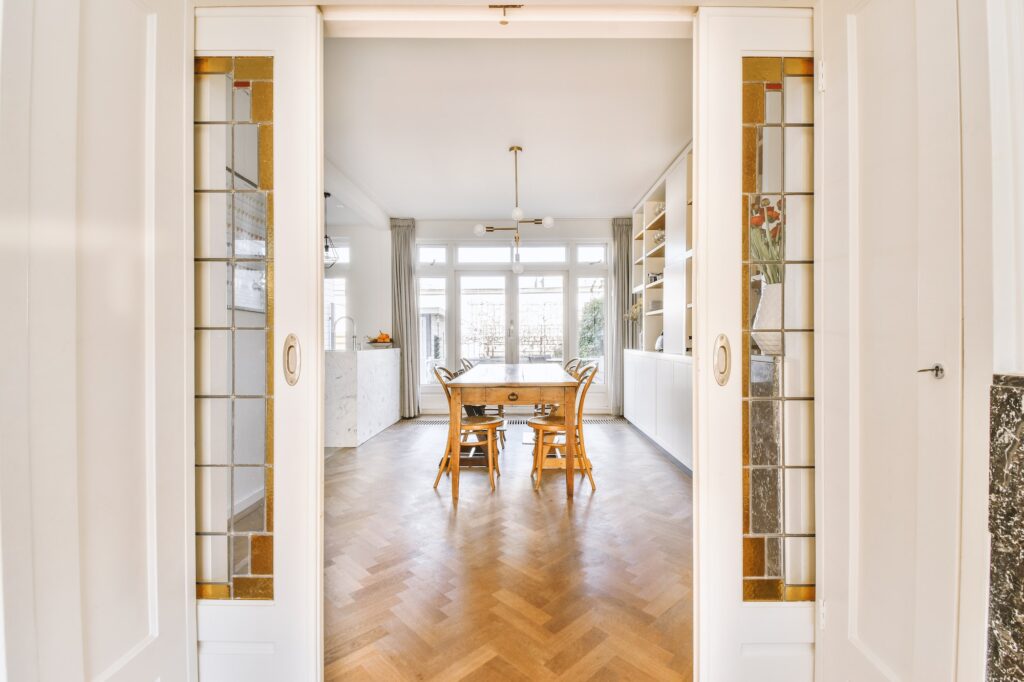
<box><xmin>446</xmin><ymin>363</ymin><xmax>579</xmax><ymax>500</ymax></box>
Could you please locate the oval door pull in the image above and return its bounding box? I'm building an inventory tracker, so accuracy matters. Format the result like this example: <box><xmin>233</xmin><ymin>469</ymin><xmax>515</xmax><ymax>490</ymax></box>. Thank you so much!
<box><xmin>917</xmin><ymin>364</ymin><xmax>944</xmax><ymax>379</ymax></box>
<box><xmin>508</xmin><ymin>392</ymin><xmax>519</xmax><ymax>401</ymax></box>
<box><xmin>283</xmin><ymin>333</ymin><xmax>301</xmax><ymax>386</ymax></box>
<box><xmin>714</xmin><ymin>334</ymin><xmax>731</xmax><ymax>386</ymax></box>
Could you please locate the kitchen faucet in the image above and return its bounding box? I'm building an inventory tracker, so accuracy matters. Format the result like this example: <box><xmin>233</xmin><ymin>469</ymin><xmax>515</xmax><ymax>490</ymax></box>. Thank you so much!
<box><xmin>332</xmin><ymin>315</ymin><xmax>358</xmax><ymax>351</ymax></box>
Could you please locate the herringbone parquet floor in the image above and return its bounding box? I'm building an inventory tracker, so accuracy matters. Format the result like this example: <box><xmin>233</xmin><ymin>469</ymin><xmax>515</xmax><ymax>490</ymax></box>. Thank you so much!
<box><xmin>324</xmin><ymin>418</ymin><xmax>693</xmax><ymax>681</ymax></box>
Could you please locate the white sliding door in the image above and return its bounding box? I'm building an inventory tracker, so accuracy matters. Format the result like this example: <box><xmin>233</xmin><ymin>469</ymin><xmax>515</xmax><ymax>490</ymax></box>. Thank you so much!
<box><xmin>693</xmin><ymin>9</ymin><xmax>816</xmax><ymax>681</ymax></box>
<box><xmin>0</xmin><ymin>0</ymin><xmax>193</xmax><ymax>677</ymax></box>
<box><xmin>194</xmin><ymin>8</ymin><xmax>323</xmax><ymax>680</ymax></box>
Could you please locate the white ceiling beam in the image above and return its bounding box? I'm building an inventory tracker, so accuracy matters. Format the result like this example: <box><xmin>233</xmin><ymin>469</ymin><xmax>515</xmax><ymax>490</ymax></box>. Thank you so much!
<box><xmin>322</xmin><ymin>5</ymin><xmax>695</xmax><ymax>39</ymax></box>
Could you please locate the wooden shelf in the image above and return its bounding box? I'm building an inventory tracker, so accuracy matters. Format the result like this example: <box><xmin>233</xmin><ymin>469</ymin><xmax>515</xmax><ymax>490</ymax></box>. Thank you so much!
<box><xmin>646</xmin><ymin>279</ymin><xmax>664</xmax><ymax>289</ymax></box>
<box><xmin>633</xmin><ymin>255</ymin><xmax>644</xmax><ymax>266</ymax></box>
<box><xmin>632</xmin><ymin>284</ymin><xmax>644</xmax><ymax>294</ymax></box>
<box><xmin>633</xmin><ymin>230</ymin><xmax>645</xmax><ymax>240</ymax></box>
<box><xmin>646</xmin><ymin>309</ymin><xmax>664</xmax><ymax>316</ymax></box>
<box><xmin>645</xmin><ymin>209</ymin><xmax>667</xmax><ymax>231</ymax></box>
<box><xmin>645</xmin><ymin>243</ymin><xmax>666</xmax><ymax>259</ymax></box>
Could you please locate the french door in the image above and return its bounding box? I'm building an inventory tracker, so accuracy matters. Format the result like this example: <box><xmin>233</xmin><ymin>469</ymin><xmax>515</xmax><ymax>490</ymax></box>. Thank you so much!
<box><xmin>456</xmin><ymin>271</ymin><xmax>567</xmax><ymax>366</ymax></box>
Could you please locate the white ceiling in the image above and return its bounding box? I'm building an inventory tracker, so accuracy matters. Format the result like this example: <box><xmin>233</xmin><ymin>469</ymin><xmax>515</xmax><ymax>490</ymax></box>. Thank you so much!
<box><xmin>323</xmin><ymin>38</ymin><xmax>692</xmax><ymax>222</ymax></box>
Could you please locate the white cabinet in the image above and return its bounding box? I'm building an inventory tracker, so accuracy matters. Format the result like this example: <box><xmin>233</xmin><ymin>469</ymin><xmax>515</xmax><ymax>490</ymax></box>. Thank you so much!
<box><xmin>624</xmin><ymin>349</ymin><xmax>693</xmax><ymax>469</ymax></box>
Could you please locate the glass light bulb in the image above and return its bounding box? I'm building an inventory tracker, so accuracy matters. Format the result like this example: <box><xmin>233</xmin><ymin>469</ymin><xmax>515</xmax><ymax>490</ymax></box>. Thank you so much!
<box><xmin>542</xmin><ymin>216</ymin><xmax>555</xmax><ymax>229</ymax></box>
<box><xmin>473</xmin><ymin>223</ymin><xmax>486</xmax><ymax>236</ymax></box>
<box><xmin>511</xmin><ymin>206</ymin><xmax>524</xmax><ymax>222</ymax></box>
<box><xmin>512</xmin><ymin>261</ymin><xmax>524</xmax><ymax>274</ymax></box>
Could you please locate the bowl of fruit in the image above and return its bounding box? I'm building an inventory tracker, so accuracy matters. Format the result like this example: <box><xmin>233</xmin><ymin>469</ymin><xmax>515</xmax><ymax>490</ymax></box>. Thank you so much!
<box><xmin>366</xmin><ymin>331</ymin><xmax>393</xmax><ymax>349</ymax></box>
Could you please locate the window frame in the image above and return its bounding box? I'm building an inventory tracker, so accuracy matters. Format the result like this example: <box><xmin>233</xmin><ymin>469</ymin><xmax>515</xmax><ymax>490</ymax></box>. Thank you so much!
<box><xmin>414</xmin><ymin>238</ymin><xmax>612</xmax><ymax>389</ymax></box>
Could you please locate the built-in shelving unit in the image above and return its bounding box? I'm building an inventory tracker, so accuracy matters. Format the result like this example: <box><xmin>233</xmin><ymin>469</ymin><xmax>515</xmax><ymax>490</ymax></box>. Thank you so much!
<box><xmin>629</xmin><ymin>143</ymin><xmax>693</xmax><ymax>354</ymax></box>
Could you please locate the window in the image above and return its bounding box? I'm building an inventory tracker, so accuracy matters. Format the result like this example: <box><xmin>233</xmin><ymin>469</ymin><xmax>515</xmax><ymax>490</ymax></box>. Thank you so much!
<box><xmin>418</xmin><ymin>245</ymin><xmax>446</xmax><ymax>265</ymax></box>
<box><xmin>418</xmin><ymin>277</ymin><xmax>447</xmax><ymax>383</ymax></box>
<box><xmin>577</xmin><ymin>244</ymin><xmax>607</xmax><ymax>265</ymax></box>
<box><xmin>459</xmin><ymin>275</ymin><xmax>506</xmax><ymax>363</ymax></box>
<box><xmin>577</xmin><ymin>277</ymin><xmax>606</xmax><ymax>382</ymax></box>
<box><xmin>324</xmin><ymin>278</ymin><xmax>348</xmax><ymax>350</ymax></box>
<box><xmin>518</xmin><ymin>275</ymin><xmax>564</xmax><ymax>365</ymax></box>
<box><xmin>457</xmin><ymin>246</ymin><xmax>511</xmax><ymax>264</ymax></box>
<box><xmin>518</xmin><ymin>245</ymin><xmax>567</xmax><ymax>263</ymax></box>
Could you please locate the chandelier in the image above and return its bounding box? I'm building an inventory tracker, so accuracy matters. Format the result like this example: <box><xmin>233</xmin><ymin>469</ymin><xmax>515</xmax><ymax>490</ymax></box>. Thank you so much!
<box><xmin>473</xmin><ymin>145</ymin><xmax>555</xmax><ymax>274</ymax></box>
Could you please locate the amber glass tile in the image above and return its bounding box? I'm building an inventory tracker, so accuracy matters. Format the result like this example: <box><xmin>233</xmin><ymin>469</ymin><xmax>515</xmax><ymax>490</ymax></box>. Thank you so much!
<box><xmin>784</xmin><ymin>57</ymin><xmax>814</xmax><ymax>76</ymax></box>
<box><xmin>258</xmin><ymin>125</ymin><xmax>274</xmax><ymax>189</ymax></box>
<box><xmin>251</xmin><ymin>535</ymin><xmax>273</xmax><ymax>575</ymax></box>
<box><xmin>742</xmin><ymin>468</ymin><xmax>750</xmax><ymax>534</ymax></box>
<box><xmin>265</xmin><ymin>467</ymin><xmax>274</xmax><ymax>532</ymax></box>
<box><xmin>743</xmin><ymin>578</ymin><xmax>783</xmax><ymax>601</ymax></box>
<box><xmin>741</xmin><ymin>263</ymin><xmax>750</xmax><ymax>332</ymax></box>
<box><xmin>234</xmin><ymin>576</ymin><xmax>274</xmax><ymax>600</ymax></box>
<box><xmin>265</xmin><ymin>398</ymin><xmax>274</xmax><ymax>465</ymax></box>
<box><xmin>743</xmin><ymin>537</ymin><xmax>765</xmax><ymax>577</ymax></box>
<box><xmin>742</xmin><ymin>127</ymin><xmax>757</xmax><ymax>194</ymax></box>
<box><xmin>197</xmin><ymin>583</ymin><xmax>230</xmax><ymax>599</ymax></box>
<box><xmin>785</xmin><ymin>585</ymin><xmax>816</xmax><ymax>602</ymax></box>
<box><xmin>234</xmin><ymin>57</ymin><xmax>273</xmax><ymax>80</ymax></box>
<box><xmin>251</xmin><ymin>82</ymin><xmax>273</xmax><ymax>123</ymax></box>
<box><xmin>196</xmin><ymin>57</ymin><xmax>233</xmax><ymax>74</ymax></box>
<box><xmin>742</xmin><ymin>83</ymin><xmax>765</xmax><ymax>124</ymax></box>
<box><xmin>743</xmin><ymin>57</ymin><xmax>782</xmax><ymax>82</ymax></box>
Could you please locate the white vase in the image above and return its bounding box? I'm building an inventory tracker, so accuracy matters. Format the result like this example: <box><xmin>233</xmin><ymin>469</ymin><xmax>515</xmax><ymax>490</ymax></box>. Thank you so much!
<box><xmin>752</xmin><ymin>281</ymin><xmax>783</xmax><ymax>355</ymax></box>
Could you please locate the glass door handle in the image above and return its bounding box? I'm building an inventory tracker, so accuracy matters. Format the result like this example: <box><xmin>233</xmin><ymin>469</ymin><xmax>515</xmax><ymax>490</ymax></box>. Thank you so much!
<box><xmin>917</xmin><ymin>364</ymin><xmax>944</xmax><ymax>379</ymax></box>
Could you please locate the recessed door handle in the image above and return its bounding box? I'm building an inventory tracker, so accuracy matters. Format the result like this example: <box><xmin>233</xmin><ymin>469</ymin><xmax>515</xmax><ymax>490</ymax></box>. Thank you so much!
<box><xmin>917</xmin><ymin>364</ymin><xmax>944</xmax><ymax>379</ymax></box>
<box><xmin>714</xmin><ymin>334</ymin><xmax>731</xmax><ymax>386</ymax></box>
<box><xmin>283</xmin><ymin>333</ymin><xmax>301</xmax><ymax>386</ymax></box>
<box><xmin>508</xmin><ymin>392</ymin><xmax>519</xmax><ymax>401</ymax></box>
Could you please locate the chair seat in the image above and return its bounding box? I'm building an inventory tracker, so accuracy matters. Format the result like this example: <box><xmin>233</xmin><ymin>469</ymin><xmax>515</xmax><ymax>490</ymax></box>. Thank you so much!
<box><xmin>459</xmin><ymin>415</ymin><xmax>503</xmax><ymax>428</ymax></box>
<box><xmin>527</xmin><ymin>415</ymin><xmax>570</xmax><ymax>429</ymax></box>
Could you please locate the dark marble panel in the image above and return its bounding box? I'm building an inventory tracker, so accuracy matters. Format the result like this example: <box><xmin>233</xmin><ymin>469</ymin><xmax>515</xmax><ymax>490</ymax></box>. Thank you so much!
<box><xmin>994</xmin><ymin>373</ymin><xmax>1024</xmax><ymax>389</ymax></box>
<box><xmin>988</xmin><ymin>376</ymin><xmax>1024</xmax><ymax>681</ymax></box>
<box><xmin>750</xmin><ymin>468</ymin><xmax>782</xmax><ymax>534</ymax></box>
<box><xmin>750</xmin><ymin>400</ymin><xmax>782</xmax><ymax>466</ymax></box>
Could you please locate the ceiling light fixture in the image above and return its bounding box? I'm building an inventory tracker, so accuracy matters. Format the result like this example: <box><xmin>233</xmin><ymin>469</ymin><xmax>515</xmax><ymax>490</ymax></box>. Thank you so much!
<box><xmin>474</xmin><ymin>145</ymin><xmax>554</xmax><ymax>274</ymax></box>
<box><xmin>488</xmin><ymin>4</ymin><xmax>523</xmax><ymax>26</ymax></box>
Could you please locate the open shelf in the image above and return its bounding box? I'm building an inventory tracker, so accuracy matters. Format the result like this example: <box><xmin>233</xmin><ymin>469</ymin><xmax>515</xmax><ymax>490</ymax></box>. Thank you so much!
<box><xmin>646</xmin><ymin>309</ymin><xmax>664</xmax><ymax>316</ymax></box>
<box><xmin>645</xmin><ymin>209</ymin><xmax>666</xmax><ymax>231</ymax></box>
<box><xmin>632</xmin><ymin>284</ymin><xmax>644</xmax><ymax>294</ymax></box>
<box><xmin>633</xmin><ymin>230</ymin><xmax>645</xmax><ymax>240</ymax></box>
<box><xmin>646</xmin><ymin>279</ymin><xmax>664</xmax><ymax>289</ymax></box>
<box><xmin>645</xmin><ymin>243</ymin><xmax>666</xmax><ymax>259</ymax></box>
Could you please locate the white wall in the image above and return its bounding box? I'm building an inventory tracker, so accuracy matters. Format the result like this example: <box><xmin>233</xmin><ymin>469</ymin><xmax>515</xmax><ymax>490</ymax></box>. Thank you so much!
<box><xmin>325</xmin><ymin>224</ymin><xmax>393</xmax><ymax>341</ymax></box>
<box><xmin>989</xmin><ymin>0</ymin><xmax>1024</xmax><ymax>375</ymax></box>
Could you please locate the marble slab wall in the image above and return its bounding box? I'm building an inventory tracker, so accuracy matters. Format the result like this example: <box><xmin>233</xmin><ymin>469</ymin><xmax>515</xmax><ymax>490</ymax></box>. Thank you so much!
<box><xmin>988</xmin><ymin>373</ymin><xmax>1024</xmax><ymax>681</ymax></box>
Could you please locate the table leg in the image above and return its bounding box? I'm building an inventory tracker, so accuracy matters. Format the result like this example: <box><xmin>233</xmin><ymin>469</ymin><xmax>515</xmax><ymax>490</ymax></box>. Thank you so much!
<box><xmin>564</xmin><ymin>385</ymin><xmax>576</xmax><ymax>498</ymax></box>
<box><xmin>451</xmin><ymin>386</ymin><xmax>462</xmax><ymax>500</ymax></box>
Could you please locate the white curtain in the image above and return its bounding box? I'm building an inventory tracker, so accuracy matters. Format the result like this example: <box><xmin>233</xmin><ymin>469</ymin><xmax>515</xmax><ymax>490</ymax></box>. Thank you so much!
<box><xmin>390</xmin><ymin>218</ymin><xmax>420</xmax><ymax>417</ymax></box>
<box><xmin>608</xmin><ymin>217</ymin><xmax>633</xmax><ymax>416</ymax></box>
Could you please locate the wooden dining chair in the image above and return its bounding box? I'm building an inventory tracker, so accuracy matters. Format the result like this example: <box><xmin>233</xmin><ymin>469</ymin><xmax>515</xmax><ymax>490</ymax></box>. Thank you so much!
<box><xmin>432</xmin><ymin>366</ymin><xmax>503</xmax><ymax>491</ymax></box>
<box><xmin>534</xmin><ymin>358</ymin><xmax>582</xmax><ymax>417</ymax></box>
<box><xmin>528</xmin><ymin>362</ymin><xmax>599</xmax><ymax>491</ymax></box>
<box><xmin>456</xmin><ymin>359</ymin><xmax>506</xmax><ymax>448</ymax></box>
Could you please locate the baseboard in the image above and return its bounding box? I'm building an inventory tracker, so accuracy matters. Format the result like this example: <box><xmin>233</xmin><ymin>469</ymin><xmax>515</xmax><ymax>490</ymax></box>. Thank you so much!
<box><xmin>625</xmin><ymin>421</ymin><xmax>693</xmax><ymax>477</ymax></box>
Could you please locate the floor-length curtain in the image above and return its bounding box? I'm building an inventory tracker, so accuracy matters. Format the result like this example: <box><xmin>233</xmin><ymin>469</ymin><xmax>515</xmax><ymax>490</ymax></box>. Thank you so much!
<box><xmin>390</xmin><ymin>218</ymin><xmax>420</xmax><ymax>418</ymax></box>
<box><xmin>608</xmin><ymin>216</ymin><xmax>633</xmax><ymax>416</ymax></box>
